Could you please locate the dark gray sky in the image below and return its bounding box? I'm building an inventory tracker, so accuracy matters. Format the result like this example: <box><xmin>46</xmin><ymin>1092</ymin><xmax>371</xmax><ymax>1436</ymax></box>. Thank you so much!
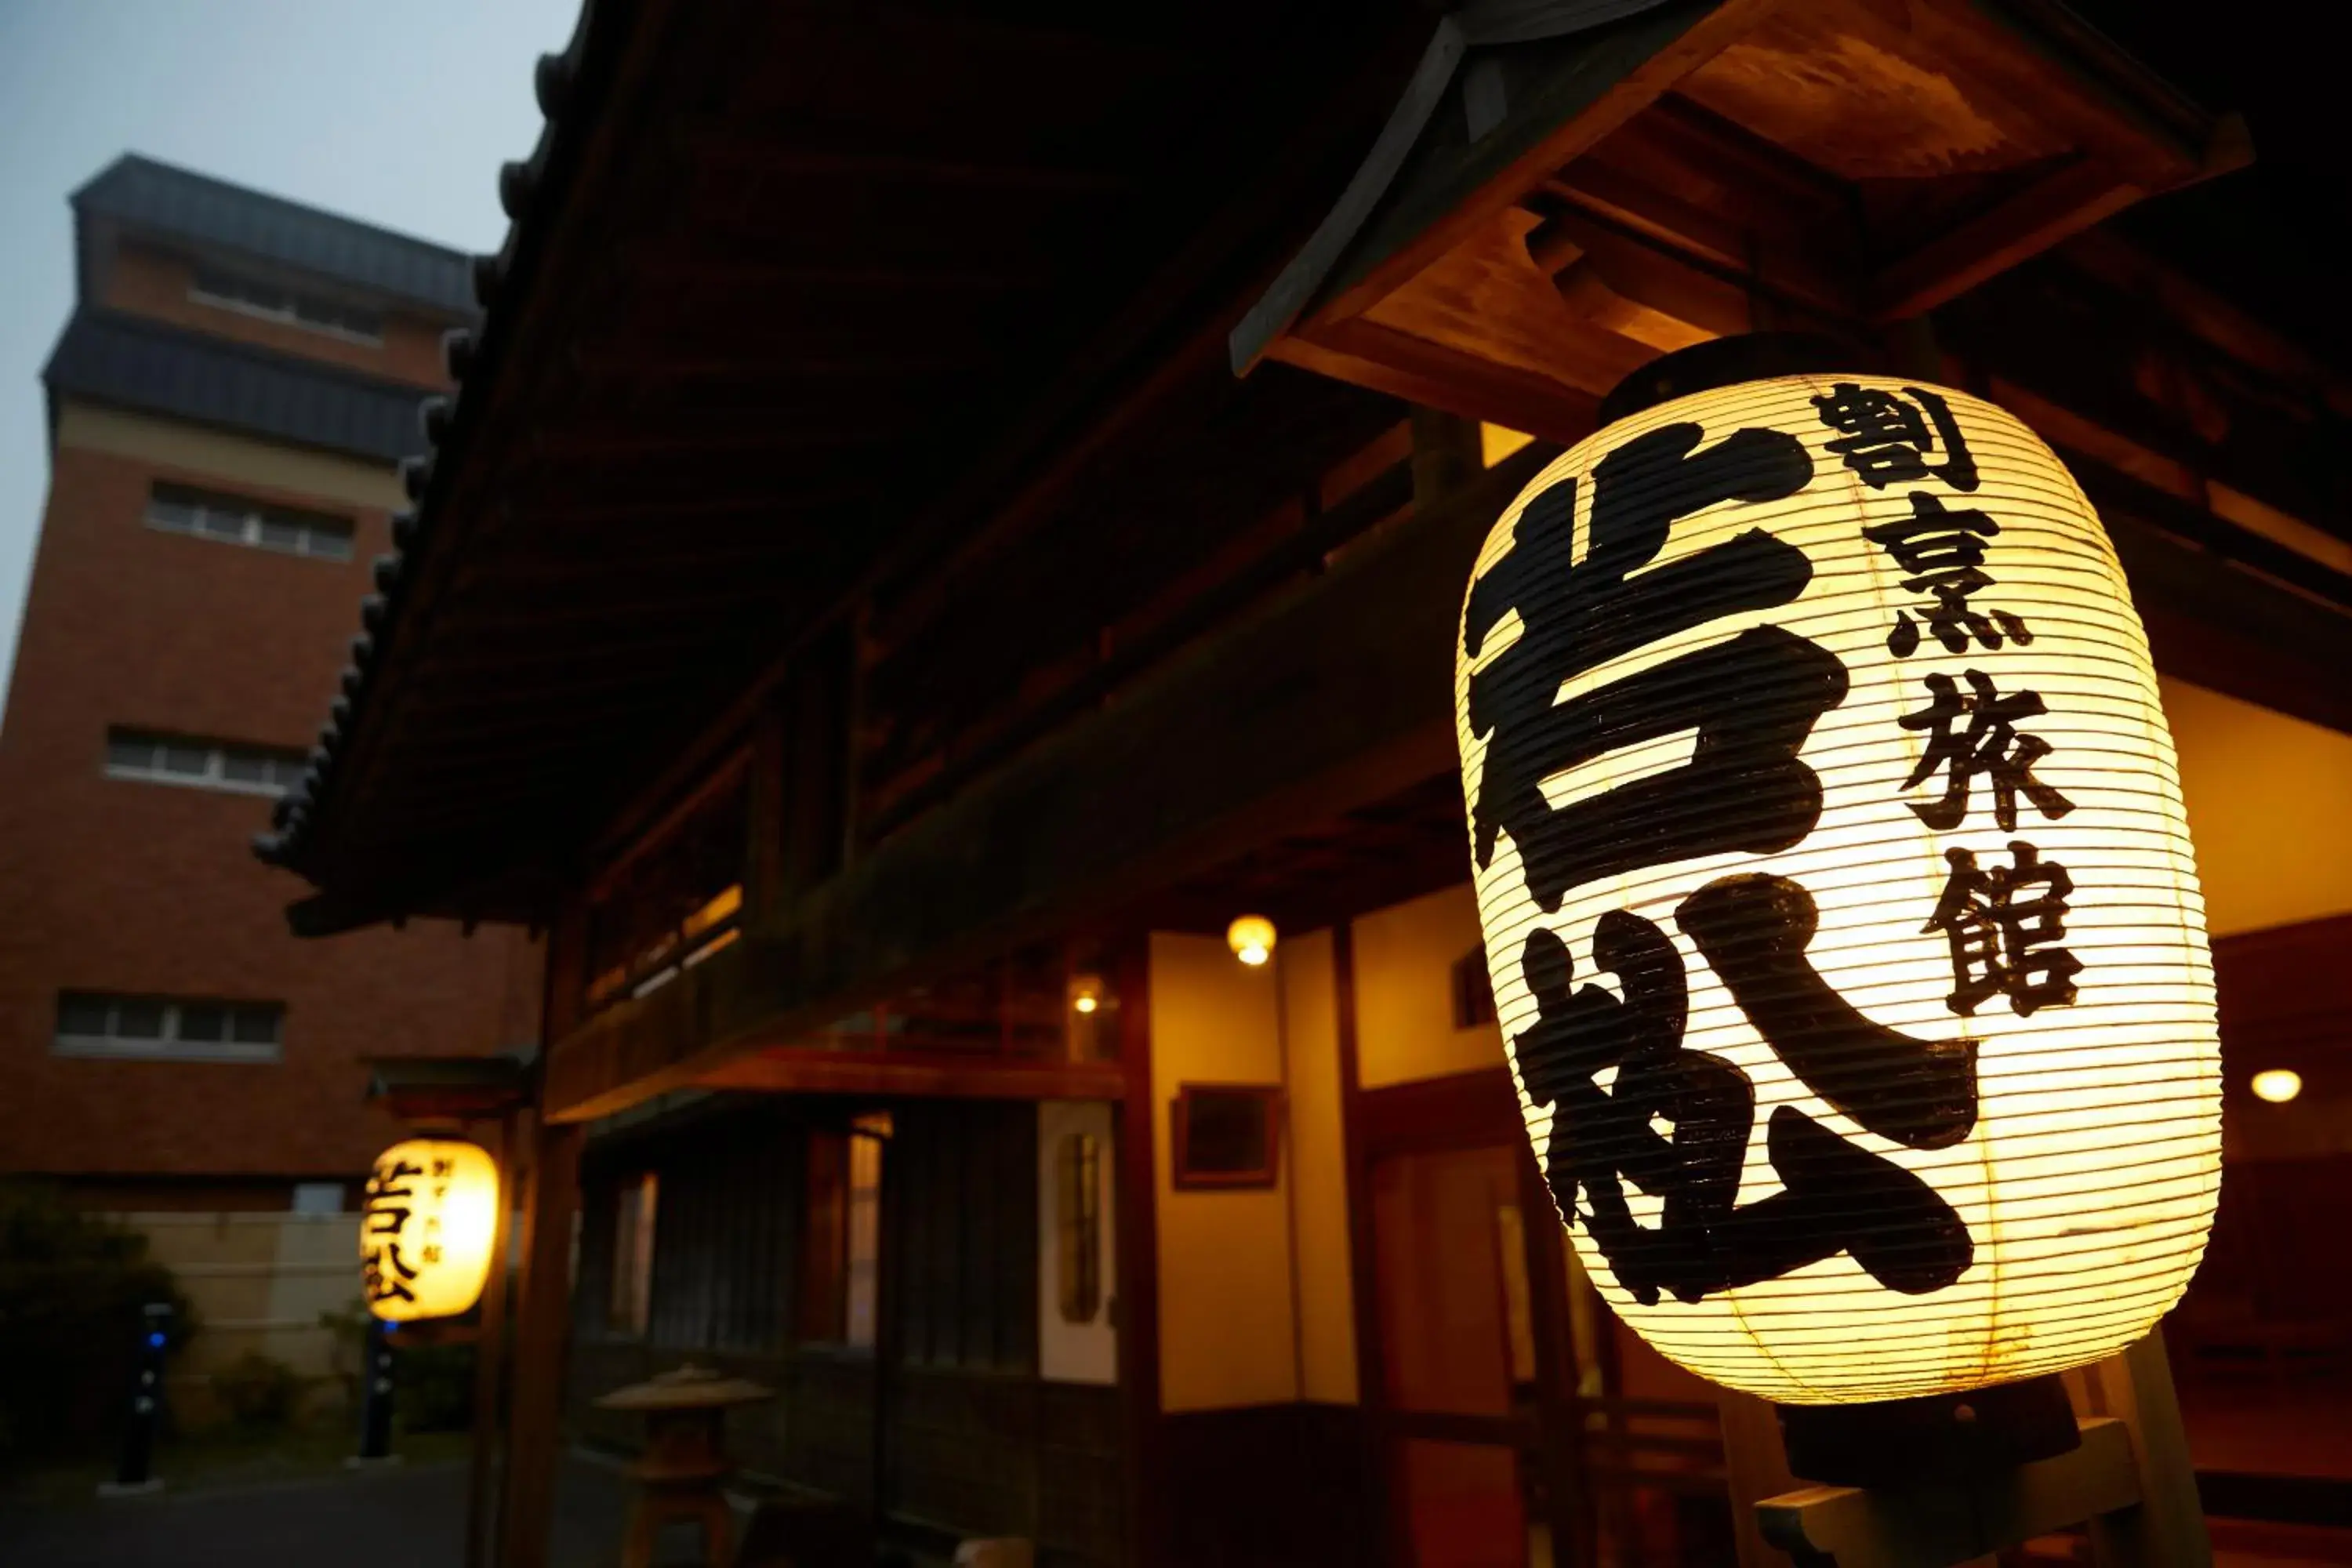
<box><xmin>0</xmin><ymin>0</ymin><xmax>582</xmax><ymax>701</ymax></box>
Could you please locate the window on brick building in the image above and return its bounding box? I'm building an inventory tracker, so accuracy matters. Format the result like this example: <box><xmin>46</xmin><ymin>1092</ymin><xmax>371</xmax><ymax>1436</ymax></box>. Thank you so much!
<box><xmin>53</xmin><ymin>992</ymin><xmax>284</xmax><ymax>1062</ymax></box>
<box><xmin>145</xmin><ymin>483</ymin><xmax>354</xmax><ymax>561</ymax></box>
<box><xmin>105</xmin><ymin>728</ymin><xmax>308</xmax><ymax>797</ymax></box>
<box><xmin>189</xmin><ymin>263</ymin><xmax>384</xmax><ymax>343</ymax></box>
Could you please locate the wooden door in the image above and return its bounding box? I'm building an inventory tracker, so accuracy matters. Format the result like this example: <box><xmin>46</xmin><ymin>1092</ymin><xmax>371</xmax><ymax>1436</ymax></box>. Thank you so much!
<box><xmin>1358</xmin><ymin>1071</ymin><xmax>1586</xmax><ymax>1568</ymax></box>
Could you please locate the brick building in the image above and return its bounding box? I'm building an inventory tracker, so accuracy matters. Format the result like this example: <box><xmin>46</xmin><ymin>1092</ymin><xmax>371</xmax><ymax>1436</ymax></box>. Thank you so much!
<box><xmin>0</xmin><ymin>156</ymin><xmax>540</xmax><ymax>1233</ymax></box>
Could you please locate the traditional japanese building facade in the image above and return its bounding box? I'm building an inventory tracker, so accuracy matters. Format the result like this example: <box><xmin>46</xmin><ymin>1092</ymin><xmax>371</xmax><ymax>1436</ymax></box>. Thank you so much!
<box><xmin>260</xmin><ymin>3</ymin><xmax>2350</xmax><ymax>1565</ymax></box>
<box><xmin>0</xmin><ymin>158</ymin><xmax>540</xmax><ymax>1396</ymax></box>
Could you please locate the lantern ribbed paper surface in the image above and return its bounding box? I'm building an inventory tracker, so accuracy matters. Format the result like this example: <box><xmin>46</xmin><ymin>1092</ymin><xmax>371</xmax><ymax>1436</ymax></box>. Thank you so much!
<box><xmin>361</xmin><ymin>1138</ymin><xmax>500</xmax><ymax>1322</ymax></box>
<box><xmin>1455</xmin><ymin>375</ymin><xmax>2220</xmax><ymax>1404</ymax></box>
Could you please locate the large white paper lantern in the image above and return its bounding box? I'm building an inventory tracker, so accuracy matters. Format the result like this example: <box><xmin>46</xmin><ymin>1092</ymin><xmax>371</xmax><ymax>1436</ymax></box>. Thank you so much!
<box><xmin>1455</xmin><ymin>372</ymin><xmax>2220</xmax><ymax>1404</ymax></box>
<box><xmin>361</xmin><ymin>1138</ymin><xmax>501</xmax><ymax>1322</ymax></box>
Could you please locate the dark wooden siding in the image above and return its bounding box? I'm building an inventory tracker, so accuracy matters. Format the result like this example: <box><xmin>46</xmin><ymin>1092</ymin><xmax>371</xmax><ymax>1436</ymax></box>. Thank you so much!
<box><xmin>891</xmin><ymin>1098</ymin><xmax>1039</xmax><ymax>1373</ymax></box>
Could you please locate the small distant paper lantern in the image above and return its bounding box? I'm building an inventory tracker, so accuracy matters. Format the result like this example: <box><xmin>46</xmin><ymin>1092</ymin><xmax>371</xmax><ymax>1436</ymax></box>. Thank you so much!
<box><xmin>1455</xmin><ymin>371</ymin><xmax>2220</xmax><ymax>1404</ymax></box>
<box><xmin>361</xmin><ymin>1138</ymin><xmax>500</xmax><ymax>1322</ymax></box>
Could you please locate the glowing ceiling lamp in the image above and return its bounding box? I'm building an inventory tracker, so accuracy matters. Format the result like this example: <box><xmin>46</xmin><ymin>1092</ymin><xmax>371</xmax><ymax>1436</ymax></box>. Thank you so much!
<box><xmin>1455</xmin><ymin>366</ymin><xmax>2220</xmax><ymax>1405</ymax></box>
<box><xmin>361</xmin><ymin>1138</ymin><xmax>501</xmax><ymax>1323</ymax></box>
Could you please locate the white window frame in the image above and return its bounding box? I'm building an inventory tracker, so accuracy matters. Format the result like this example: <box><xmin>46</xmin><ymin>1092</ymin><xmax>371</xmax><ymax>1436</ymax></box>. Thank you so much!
<box><xmin>53</xmin><ymin>993</ymin><xmax>285</xmax><ymax>1064</ymax></box>
<box><xmin>145</xmin><ymin>486</ymin><xmax>354</xmax><ymax>563</ymax></box>
<box><xmin>291</xmin><ymin>1182</ymin><xmax>346</xmax><ymax>1215</ymax></box>
<box><xmin>104</xmin><ymin>730</ymin><xmax>307</xmax><ymax>799</ymax></box>
<box><xmin>188</xmin><ymin>267</ymin><xmax>385</xmax><ymax>347</ymax></box>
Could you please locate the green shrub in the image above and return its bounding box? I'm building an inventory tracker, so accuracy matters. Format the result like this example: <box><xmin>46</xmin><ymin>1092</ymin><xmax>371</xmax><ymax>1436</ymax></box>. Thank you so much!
<box><xmin>318</xmin><ymin>1298</ymin><xmax>371</xmax><ymax>1408</ymax></box>
<box><xmin>212</xmin><ymin>1350</ymin><xmax>304</xmax><ymax>1431</ymax></box>
<box><xmin>396</xmin><ymin>1341</ymin><xmax>477</xmax><ymax>1433</ymax></box>
<box><xmin>0</xmin><ymin>1182</ymin><xmax>195</xmax><ymax>1463</ymax></box>
<box><xmin>316</xmin><ymin>1297</ymin><xmax>477</xmax><ymax>1433</ymax></box>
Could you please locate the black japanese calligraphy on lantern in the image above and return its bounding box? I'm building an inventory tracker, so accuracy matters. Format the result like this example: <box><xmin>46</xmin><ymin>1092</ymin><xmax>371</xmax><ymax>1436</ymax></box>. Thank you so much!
<box><xmin>361</xmin><ymin>1158</ymin><xmax>425</xmax><ymax>1308</ymax></box>
<box><xmin>1512</xmin><ymin>877</ymin><xmax>1975</xmax><ymax>1307</ymax></box>
<box><xmin>362</xmin><ymin>1241</ymin><xmax>418</xmax><ymax>1306</ymax></box>
<box><xmin>1863</xmin><ymin>492</ymin><xmax>2034</xmax><ymax>657</ymax></box>
<box><xmin>1925</xmin><ymin>841</ymin><xmax>2083</xmax><ymax>1017</ymax></box>
<box><xmin>1468</xmin><ymin>417</ymin><xmax>1979</xmax><ymax>1305</ymax></box>
<box><xmin>1463</xmin><ymin>421</ymin><xmax>1838</xmax><ymax>913</ymax></box>
<box><xmin>1900</xmin><ymin>670</ymin><xmax>2076</xmax><ymax>832</ymax></box>
<box><xmin>1812</xmin><ymin>383</ymin><xmax>1979</xmax><ymax>492</ymax></box>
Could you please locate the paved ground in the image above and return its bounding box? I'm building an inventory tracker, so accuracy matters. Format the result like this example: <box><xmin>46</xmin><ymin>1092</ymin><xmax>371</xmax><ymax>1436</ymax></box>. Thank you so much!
<box><xmin>0</xmin><ymin>1452</ymin><xmax>675</xmax><ymax>1568</ymax></box>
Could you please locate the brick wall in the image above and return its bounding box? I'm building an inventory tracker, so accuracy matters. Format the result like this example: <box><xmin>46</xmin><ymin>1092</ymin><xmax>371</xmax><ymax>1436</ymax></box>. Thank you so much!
<box><xmin>100</xmin><ymin>240</ymin><xmax>452</xmax><ymax>389</ymax></box>
<box><xmin>0</xmin><ymin>412</ymin><xmax>539</xmax><ymax>1181</ymax></box>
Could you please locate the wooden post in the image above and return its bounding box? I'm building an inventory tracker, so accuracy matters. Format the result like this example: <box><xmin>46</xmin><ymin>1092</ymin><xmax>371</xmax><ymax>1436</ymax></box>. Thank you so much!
<box><xmin>465</xmin><ymin>1111</ymin><xmax>517</xmax><ymax>1568</ymax></box>
<box><xmin>499</xmin><ymin>1113</ymin><xmax>583</xmax><ymax>1568</ymax></box>
<box><xmin>1111</xmin><ymin>940</ymin><xmax>1163</xmax><ymax>1568</ymax></box>
<box><xmin>1409</xmin><ymin>405</ymin><xmax>1484</xmax><ymax>512</ymax></box>
<box><xmin>2070</xmin><ymin>1334</ymin><xmax>2211</xmax><ymax>1567</ymax></box>
<box><xmin>1717</xmin><ymin>1387</ymin><xmax>1802</xmax><ymax>1568</ymax></box>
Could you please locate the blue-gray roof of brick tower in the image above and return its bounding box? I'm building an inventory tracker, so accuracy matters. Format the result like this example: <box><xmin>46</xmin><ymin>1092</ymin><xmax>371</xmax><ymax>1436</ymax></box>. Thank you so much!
<box><xmin>73</xmin><ymin>154</ymin><xmax>478</xmax><ymax>318</ymax></box>
<box><xmin>45</xmin><ymin>311</ymin><xmax>430</xmax><ymax>465</ymax></box>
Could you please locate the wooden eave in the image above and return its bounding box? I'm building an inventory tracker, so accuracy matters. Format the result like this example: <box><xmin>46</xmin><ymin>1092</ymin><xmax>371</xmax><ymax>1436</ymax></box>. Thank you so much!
<box><xmin>363</xmin><ymin>1054</ymin><xmax>531</xmax><ymax>1123</ymax></box>
<box><xmin>1230</xmin><ymin>0</ymin><xmax>2249</xmax><ymax>439</ymax></box>
<box><xmin>263</xmin><ymin>0</ymin><xmax>1435</xmax><ymax>935</ymax></box>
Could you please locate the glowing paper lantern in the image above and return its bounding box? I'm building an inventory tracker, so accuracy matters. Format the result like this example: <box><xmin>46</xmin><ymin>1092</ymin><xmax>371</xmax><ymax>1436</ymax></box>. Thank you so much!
<box><xmin>1454</xmin><ymin>372</ymin><xmax>2220</xmax><ymax>1404</ymax></box>
<box><xmin>361</xmin><ymin>1138</ymin><xmax>500</xmax><ymax>1322</ymax></box>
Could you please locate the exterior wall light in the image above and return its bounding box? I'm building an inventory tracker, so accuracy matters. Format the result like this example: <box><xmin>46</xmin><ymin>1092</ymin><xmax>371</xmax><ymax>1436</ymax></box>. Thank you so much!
<box><xmin>1226</xmin><ymin>916</ymin><xmax>1277</xmax><ymax>967</ymax></box>
<box><xmin>2250</xmin><ymin>1069</ymin><xmax>2302</xmax><ymax>1104</ymax></box>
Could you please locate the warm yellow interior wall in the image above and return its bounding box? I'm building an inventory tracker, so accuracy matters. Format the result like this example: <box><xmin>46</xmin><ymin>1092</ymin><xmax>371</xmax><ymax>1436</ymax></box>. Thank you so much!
<box><xmin>1279</xmin><ymin>928</ymin><xmax>1359</xmax><ymax>1405</ymax></box>
<box><xmin>2160</xmin><ymin>676</ymin><xmax>2352</xmax><ymax>938</ymax></box>
<box><xmin>1150</xmin><ymin>931</ymin><xmax>1299</xmax><ymax>1411</ymax></box>
<box><xmin>1352</xmin><ymin>884</ymin><xmax>1508</xmax><ymax>1088</ymax></box>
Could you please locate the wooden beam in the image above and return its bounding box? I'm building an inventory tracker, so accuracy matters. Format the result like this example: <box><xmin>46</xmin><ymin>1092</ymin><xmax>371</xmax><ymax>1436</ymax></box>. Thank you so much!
<box><xmin>536</xmin><ymin>440</ymin><xmax>1555</xmax><ymax>1122</ymax></box>
<box><xmin>695</xmin><ymin>1045</ymin><xmax>1124</xmax><ymax>1101</ymax></box>
<box><xmin>498</xmin><ymin>1113</ymin><xmax>582</xmax><ymax>1568</ymax></box>
<box><xmin>1871</xmin><ymin>159</ymin><xmax>2143</xmax><ymax>322</ymax></box>
<box><xmin>1272</xmin><ymin>316</ymin><xmax>1603</xmax><ymax>445</ymax></box>
<box><xmin>1537</xmin><ymin>165</ymin><xmax>1855</xmax><ymax>319</ymax></box>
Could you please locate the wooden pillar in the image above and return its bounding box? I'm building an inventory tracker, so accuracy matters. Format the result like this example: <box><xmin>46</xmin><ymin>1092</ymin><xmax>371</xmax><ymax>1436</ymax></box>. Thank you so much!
<box><xmin>1409</xmin><ymin>405</ymin><xmax>1484</xmax><ymax>511</ymax></box>
<box><xmin>1112</xmin><ymin>940</ymin><xmax>1163</xmax><ymax>1568</ymax></box>
<box><xmin>499</xmin><ymin>1112</ymin><xmax>583</xmax><ymax>1568</ymax></box>
<box><xmin>1717</xmin><ymin>1386</ymin><xmax>1802</xmax><ymax>1568</ymax></box>
<box><xmin>465</xmin><ymin>1111</ymin><xmax>517</xmax><ymax>1568</ymax></box>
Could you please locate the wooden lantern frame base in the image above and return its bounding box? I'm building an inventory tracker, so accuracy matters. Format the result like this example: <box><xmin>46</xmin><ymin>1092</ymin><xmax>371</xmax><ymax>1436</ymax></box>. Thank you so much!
<box><xmin>1737</xmin><ymin>1334</ymin><xmax>2211</xmax><ymax>1568</ymax></box>
<box><xmin>1777</xmin><ymin>1373</ymin><xmax>2080</xmax><ymax>1491</ymax></box>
